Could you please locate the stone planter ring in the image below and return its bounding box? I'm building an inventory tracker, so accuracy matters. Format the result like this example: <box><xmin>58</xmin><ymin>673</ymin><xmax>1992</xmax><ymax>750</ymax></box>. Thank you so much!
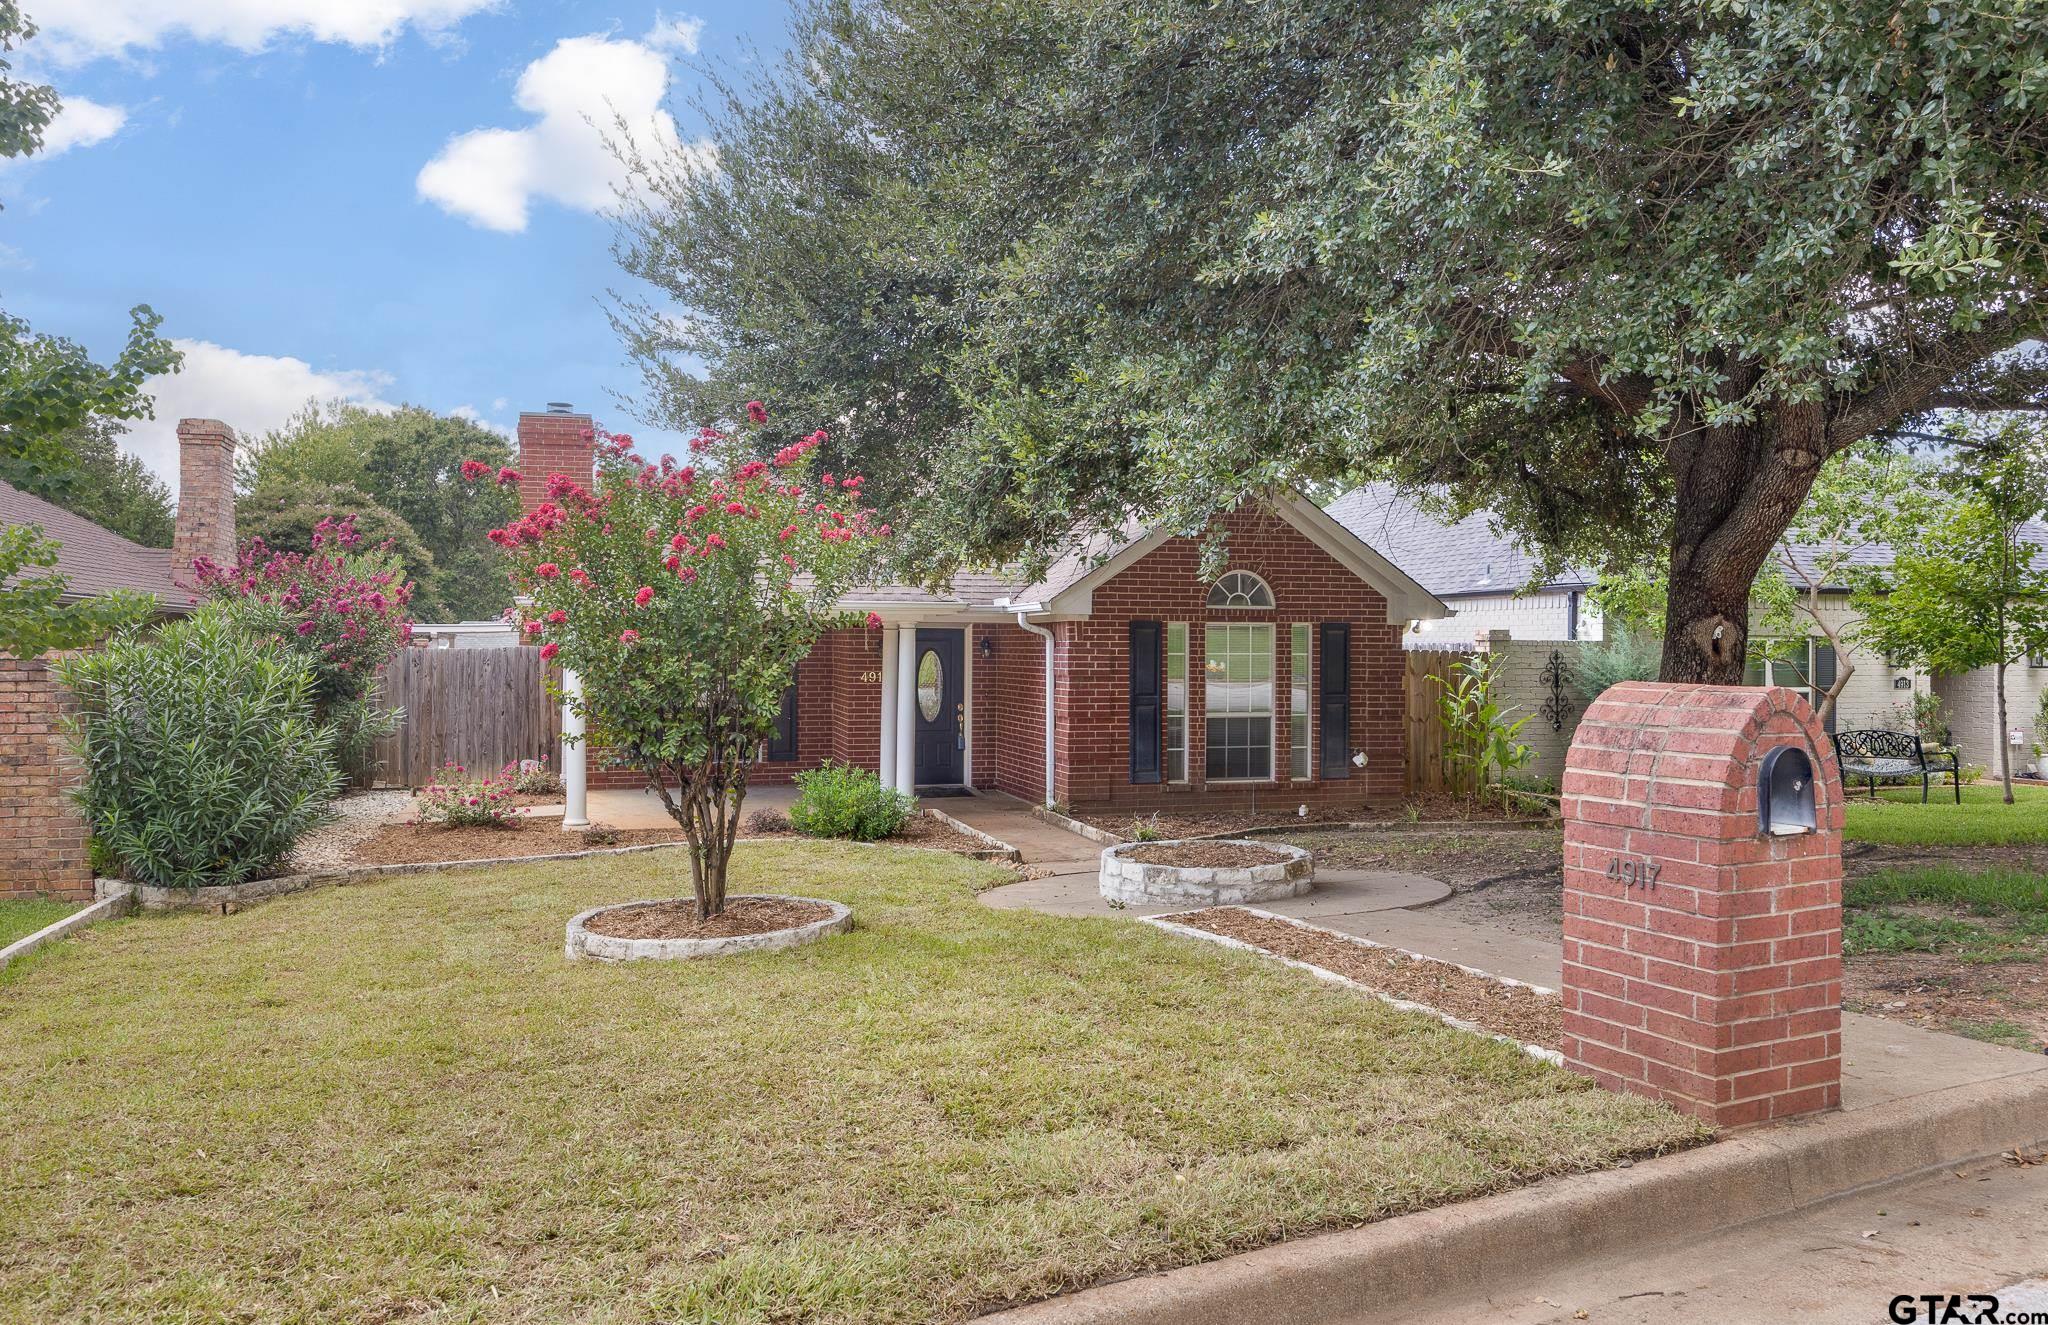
<box><xmin>564</xmin><ymin>893</ymin><xmax>853</xmax><ymax>962</ymax></box>
<box><xmin>1098</xmin><ymin>839</ymin><xmax>1314</xmax><ymax>907</ymax></box>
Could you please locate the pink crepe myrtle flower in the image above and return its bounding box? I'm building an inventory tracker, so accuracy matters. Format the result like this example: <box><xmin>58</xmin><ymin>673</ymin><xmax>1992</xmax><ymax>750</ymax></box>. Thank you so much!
<box><xmin>535</xmin><ymin>563</ymin><xmax>561</xmax><ymax>579</ymax></box>
<box><xmin>677</xmin><ymin>565</ymin><xmax>698</xmax><ymax>584</ymax></box>
<box><xmin>704</xmin><ymin>533</ymin><xmax>727</xmax><ymax>550</ymax></box>
<box><xmin>634</xmin><ymin>586</ymin><xmax>655</xmax><ymax>607</ymax></box>
<box><xmin>619</xmin><ymin>629</ymin><xmax>641</xmax><ymax>646</ymax></box>
<box><xmin>568</xmin><ymin>568</ymin><xmax>591</xmax><ymax>586</ymax></box>
<box><xmin>460</xmin><ymin>459</ymin><xmax>491</xmax><ymax>482</ymax></box>
<box><xmin>865</xmin><ymin>612</ymin><xmax>883</xmax><ymax>630</ymax></box>
<box><xmin>746</xmin><ymin>400</ymin><xmax>768</xmax><ymax>425</ymax></box>
<box><xmin>497</xmin><ymin>467</ymin><xmax>522</xmax><ymax>486</ymax></box>
<box><xmin>539</xmin><ymin>642</ymin><xmax>559</xmax><ymax>661</ymax></box>
<box><xmin>546</xmin><ymin>609</ymin><xmax>567</xmax><ymax>624</ymax></box>
<box><xmin>524</xmin><ymin>620</ymin><xmax>543</xmax><ymax>637</ymax></box>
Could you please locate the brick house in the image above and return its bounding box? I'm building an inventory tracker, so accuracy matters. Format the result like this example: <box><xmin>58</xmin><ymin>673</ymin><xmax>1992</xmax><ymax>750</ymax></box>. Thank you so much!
<box><xmin>1</xmin><ymin>419</ymin><xmax>239</xmax><ymax>900</ymax></box>
<box><xmin>519</xmin><ymin>407</ymin><xmax>1447</xmax><ymax>813</ymax></box>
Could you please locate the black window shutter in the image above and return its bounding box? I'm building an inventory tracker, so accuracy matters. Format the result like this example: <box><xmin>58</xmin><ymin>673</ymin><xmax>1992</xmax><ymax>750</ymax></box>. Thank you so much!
<box><xmin>1129</xmin><ymin>620</ymin><xmax>1162</xmax><ymax>784</ymax></box>
<box><xmin>767</xmin><ymin>681</ymin><xmax>798</xmax><ymax>760</ymax></box>
<box><xmin>1811</xmin><ymin>643</ymin><xmax>1838</xmax><ymax>734</ymax></box>
<box><xmin>1319</xmin><ymin>622</ymin><xmax>1351</xmax><ymax>780</ymax></box>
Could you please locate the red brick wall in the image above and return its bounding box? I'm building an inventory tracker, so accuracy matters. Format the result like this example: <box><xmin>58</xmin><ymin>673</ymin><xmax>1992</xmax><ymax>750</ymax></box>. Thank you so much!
<box><xmin>0</xmin><ymin>656</ymin><xmax>92</xmax><ymax>901</ymax></box>
<box><xmin>1561</xmin><ymin>682</ymin><xmax>1843</xmax><ymax>1128</ymax></box>
<box><xmin>1052</xmin><ymin>507</ymin><xmax>1408</xmax><ymax>811</ymax></box>
<box><xmin>515</xmin><ymin>411</ymin><xmax>595</xmax><ymax>513</ymax></box>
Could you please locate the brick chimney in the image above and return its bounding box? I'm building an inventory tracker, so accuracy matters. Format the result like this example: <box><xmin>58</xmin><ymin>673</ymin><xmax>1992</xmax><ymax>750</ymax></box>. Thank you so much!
<box><xmin>172</xmin><ymin>418</ymin><xmax>238</xmax><ymax>586</ymax></box>
<box><xmin>516</xmin><ymin>402</ymin><xmax>595</xmax><ymax>513</ymax></box>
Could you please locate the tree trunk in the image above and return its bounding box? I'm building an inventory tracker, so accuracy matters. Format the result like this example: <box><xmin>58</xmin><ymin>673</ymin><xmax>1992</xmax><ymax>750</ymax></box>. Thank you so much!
<box><xmin>1996</xmin><ymin>659</ymin><xmax>2014</xmax><ymax>805</ymax></box>
<box><xmin>1659</xmin><ymin>408</ymin><xmax>1830</xmax><ymax>684</ymax></box>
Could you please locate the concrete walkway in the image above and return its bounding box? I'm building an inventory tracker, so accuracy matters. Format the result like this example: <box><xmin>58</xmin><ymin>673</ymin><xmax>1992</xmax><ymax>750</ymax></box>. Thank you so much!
<box><xmin>925</xmin><ymin>791</ymin><xmax>1100</xmax><ymax>869</ymax></box>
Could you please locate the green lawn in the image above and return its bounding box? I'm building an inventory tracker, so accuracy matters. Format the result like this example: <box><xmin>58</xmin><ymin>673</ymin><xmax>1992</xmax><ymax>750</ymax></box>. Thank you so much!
<box><xmin>1842</xmin><ymin>782</ymin><xmax>2048</xmax><ymax>846</ymax></box>
<box><xmin>0</xmin><ymin>899</ymin><xmax>79</xmax><ymax>948</ymax></box>
<box><xmin>1845</xmin><ymin>862</ymin><xmax>2048</xmax><ymax>961</ymax></box>
<box><xmin>0</xmin><ymin>843</ymin><xmax>1702</xmax><ymax>1324</ymax></box>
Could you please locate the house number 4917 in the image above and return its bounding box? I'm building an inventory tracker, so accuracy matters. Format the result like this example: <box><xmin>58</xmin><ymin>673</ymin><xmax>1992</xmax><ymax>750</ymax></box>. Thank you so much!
<box><xmin>1606</xmin><ymin>857</ymin><xmax>1661</xmax><ymax>890</ymax></box>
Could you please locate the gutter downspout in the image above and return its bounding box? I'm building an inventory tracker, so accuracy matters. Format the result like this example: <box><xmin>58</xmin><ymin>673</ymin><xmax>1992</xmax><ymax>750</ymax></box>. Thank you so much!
<box><xmin>1014</xmin><ymin>610</ymin><xmax>1057</xmax><ymax>807</ymax></box>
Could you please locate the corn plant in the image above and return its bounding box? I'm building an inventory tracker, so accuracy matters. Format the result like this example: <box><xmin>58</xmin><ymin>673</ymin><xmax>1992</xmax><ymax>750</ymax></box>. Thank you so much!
<box><xmin>1433</xmin><ymin>655</ymin><xmax>1535</xmax><ymax>811</ymax></box>
<box><xmin>58</xmin><ymin>606</ymin><xmax>344</xmax><ymax>890</ymax></box>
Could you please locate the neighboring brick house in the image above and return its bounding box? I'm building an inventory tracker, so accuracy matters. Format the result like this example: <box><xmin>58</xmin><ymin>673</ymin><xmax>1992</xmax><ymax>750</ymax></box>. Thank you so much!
<box><xmin>0</xmin><ymin>419</ymin><xmax>238</xmax><ymax>900</ymax></box>
<box><xmin>517</xmin><ymin>409</ymin><xmax>1447</xmax><ymax>812</ymax></box>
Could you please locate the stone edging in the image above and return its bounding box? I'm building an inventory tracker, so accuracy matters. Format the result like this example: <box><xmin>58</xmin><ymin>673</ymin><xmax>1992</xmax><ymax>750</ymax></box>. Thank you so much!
<box><xmin>100</xmin><ymin>834</ymin><xmax>983</xmax><ymax>914</ymax></box>
<box><xmin>1102</xmin><ymin>840</ymin><xmax>1315</xmax><ymax>907</ymax></box>
<box><xmin>0</xmin><ymin>884</ymin><xmax>134</xmax><ymax>973</ymax></box>
<box><xmin>920</xmin><ymin>807</ymin><xmax>1024</xmax><ymax>862</ymax></box>
<box><xmin>1140</xmin><ymin>907</ymin><xmax>1561</xmax><ymax>1066</ymax></box>
<box><xmin>1031</xmin><ymin>804</ymin><xmax>1126</xmax><ymax>846</ymax></box>
<box><xmin>564</xmin><ymin>893</ymin><xmax>853</xmax><ymax>962</ymax></box>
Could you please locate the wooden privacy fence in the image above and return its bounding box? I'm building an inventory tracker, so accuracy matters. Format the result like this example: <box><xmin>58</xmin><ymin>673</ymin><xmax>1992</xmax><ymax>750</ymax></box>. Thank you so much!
<box><xmin>367</xmin><ymin>647</ymin><xmax>562</xmax><ymax>787</ymax></box>
<box><xmin>1403</xmin><ymin>648</ymin><xmax>1476</xmax><ymax>795</ymax></box>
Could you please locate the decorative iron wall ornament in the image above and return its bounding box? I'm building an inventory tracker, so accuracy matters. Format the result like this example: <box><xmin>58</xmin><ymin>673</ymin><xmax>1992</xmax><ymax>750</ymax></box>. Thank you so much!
<box><xmin>1540</xmin><ymin>649</ymin><xmax>1574</xmax><ymax>732</ymax></box>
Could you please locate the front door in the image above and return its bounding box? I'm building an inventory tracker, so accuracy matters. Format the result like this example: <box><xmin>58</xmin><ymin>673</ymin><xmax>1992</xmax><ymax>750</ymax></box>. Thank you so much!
<box><xmin>913</xmin><ymin>628</ymin><xmax>965</xmax><ymax>787</ymax></box>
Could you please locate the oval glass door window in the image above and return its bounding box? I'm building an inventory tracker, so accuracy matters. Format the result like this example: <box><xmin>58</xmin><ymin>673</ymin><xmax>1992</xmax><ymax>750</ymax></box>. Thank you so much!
<box><xmin>917</xmin><ymin>650</ymin><xmax>943</xmax><ymax>721</ymax></box>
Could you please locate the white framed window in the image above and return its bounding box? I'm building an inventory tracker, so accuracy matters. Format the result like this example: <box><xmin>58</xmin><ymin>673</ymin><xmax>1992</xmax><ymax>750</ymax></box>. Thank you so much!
<box><xmin>1290</xmin><ymin>622</ymin><xmax>1312</xmax><ymax>781</ymax></box>
<box><xmin>1165</xmin><ymin>622</ymin><xmax>1189</xmax><ymax>783</ymax></box>
<box><xmin>1206</xmin><ymin>570</ymin><xmax>1275</xmax><ymax>610</ymax></box>
<box><xmin>1205</xmin><ymin>622</ymin><xmax>1274</xmax><ymax>780</ymax></box>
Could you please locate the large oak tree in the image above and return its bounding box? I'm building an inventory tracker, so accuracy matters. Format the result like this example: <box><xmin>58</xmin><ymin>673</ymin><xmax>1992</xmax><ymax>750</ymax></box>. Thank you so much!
<box><xmin>616</xmin><ymin>0</ymin><xmax>2048</xmax><ymax>682</ymax></box>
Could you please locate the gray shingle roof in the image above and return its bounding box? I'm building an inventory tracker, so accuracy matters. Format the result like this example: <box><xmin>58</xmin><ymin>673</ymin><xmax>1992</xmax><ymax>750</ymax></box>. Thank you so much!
<box><xmin>1324</xmin><ymin>484</ymin><xmax>1595</xmax><ymax>598</ymax></box>
<box><xmin>0</xmin><ymin>478</ymin><xmax>184</xmax><ymax>604</ymax></box>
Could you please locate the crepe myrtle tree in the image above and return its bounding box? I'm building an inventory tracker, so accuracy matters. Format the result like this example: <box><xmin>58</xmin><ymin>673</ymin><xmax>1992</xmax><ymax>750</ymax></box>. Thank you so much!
<box><xmin>491</xmin><ymin>405</ymin><xmax>889</xmax><ymax>919</ymax></box>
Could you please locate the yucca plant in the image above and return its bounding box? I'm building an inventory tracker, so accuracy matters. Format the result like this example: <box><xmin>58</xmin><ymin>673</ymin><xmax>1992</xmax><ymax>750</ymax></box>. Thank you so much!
<box><xmin>58</xmin><ymin>605</ymin><xmax>344</xmax><ymax>890</ymax></box>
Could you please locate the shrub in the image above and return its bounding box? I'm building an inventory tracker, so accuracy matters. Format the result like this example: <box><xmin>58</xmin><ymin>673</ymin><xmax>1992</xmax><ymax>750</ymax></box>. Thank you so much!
<box><xmin>1571</xmin><ymin>629</ymin><xmax>1661</xmax><ymax>704</ymax></box>
<box><xmin>415</xmin><ymin>762</ymin><xmax>518</xmax><ymax>828</ymax></box>
<box><xmin>509</xmin><ymin>756</ymin><xmax>564</xmax><ymax>797</ymax></box>
<box><xmin>58</xmin><ymin>606</ymin><xmax>344</xmax><ymax>889</ymax></box>
<box><xmin>789</xmin><ymin>762</ymin><xmax>914</xmax><ymax>841</ymax></box>
<box><xmin>745</xmin><ymin>808</ymin><xmax>794</xmax><ymax>835</ymax></box>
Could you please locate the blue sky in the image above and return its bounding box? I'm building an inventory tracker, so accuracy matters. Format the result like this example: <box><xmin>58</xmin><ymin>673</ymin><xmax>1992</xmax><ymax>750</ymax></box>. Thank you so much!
<box><xmin>6</xmin><ymin>1</ymin><xmax>786</xmax><ymax>494</ymax></box>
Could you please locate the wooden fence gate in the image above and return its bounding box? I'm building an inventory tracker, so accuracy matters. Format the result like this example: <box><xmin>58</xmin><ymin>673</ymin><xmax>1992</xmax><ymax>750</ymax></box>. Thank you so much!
<box><xmin>1403</xmin><ymin>648</ymin><xmax>1475</xmax><ymax>795</ymax></box>
<box><xmin>368</xmin><ymin>647</ymin><xmax>562</xmax><ymax>787</ymax></box>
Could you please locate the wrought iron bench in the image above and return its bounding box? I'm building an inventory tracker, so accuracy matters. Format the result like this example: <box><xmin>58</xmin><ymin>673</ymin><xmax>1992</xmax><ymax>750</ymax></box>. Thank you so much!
<box><xmin>1830</xmin><ymin>729</ymin><xmax>1961</xmax><ymax>804</ymax></box>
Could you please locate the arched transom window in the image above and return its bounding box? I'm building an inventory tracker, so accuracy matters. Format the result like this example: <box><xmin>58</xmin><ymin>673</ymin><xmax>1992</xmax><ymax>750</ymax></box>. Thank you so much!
<box><xmin>1206</xmin><ymin>570</ymin><xmax>1275</xmax><ymax>610</ymax></box>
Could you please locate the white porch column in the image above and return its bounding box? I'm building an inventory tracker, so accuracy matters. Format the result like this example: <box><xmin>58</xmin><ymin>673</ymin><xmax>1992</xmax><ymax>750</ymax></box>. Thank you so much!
<box><xmin>561</xmin><ymin>668</ymin><xmax>589</xmax><ymax>829</ymax></box>
<box><xmin>895</xmin><ymin>625</ymin><xmax>918</xmax><ymax>796</ymax></box>
<box><xmin>879</xmin><ymin>626</ymin><xmax>899</xmax><ymax>789</ymax></box>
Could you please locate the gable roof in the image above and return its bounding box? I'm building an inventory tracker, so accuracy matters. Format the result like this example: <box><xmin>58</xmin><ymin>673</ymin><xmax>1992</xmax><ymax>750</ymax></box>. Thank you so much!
<box><xmin>841</xmin><ymin>493</ymin><xmax>1446</xmax><ymax>623</ymax></box>
<box><xmin>993</xmin><ymin>492</ymin><xmax>1446</xmax><ymax>623</ymax></box>
<box><xmin>1325</xmin><ymin>484</ymin><xmax>1596</xmax><ymax>599</ymax></box>
<box><xmin>0</xmin><ymin>478</ymin><xmax>184</xmax><ymax>605</ymax></box>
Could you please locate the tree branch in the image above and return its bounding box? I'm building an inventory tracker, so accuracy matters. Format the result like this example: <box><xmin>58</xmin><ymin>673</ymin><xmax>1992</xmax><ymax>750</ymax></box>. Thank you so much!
<box><xmin>1825</xmin><ymin>303</ymin><xmax>2042</xmax><ymax>451</ymax></box>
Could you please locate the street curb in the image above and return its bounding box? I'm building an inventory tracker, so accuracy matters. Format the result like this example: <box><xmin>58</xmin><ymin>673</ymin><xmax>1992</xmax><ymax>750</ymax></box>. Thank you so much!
<box><xmin>976</xmin><ymin>1068</ymin><xmax>2048</xmax><ymax>1325</ymax></box>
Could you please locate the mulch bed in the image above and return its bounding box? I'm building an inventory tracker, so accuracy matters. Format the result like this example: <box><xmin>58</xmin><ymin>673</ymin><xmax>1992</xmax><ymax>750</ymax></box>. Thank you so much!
<box><xmin>739</xmin><ymin>810</ymin><xmax>995</xmax><ymax>853</ymax></box>
<box><xmin>580</xmin><ymin>895</ymin><xmax>833</xmax><ymax>941</ymax></box>
<box><xmin>1168</xmin><ymin>906</ymin><xmax>1562</xmax><ymax>1047</ymax></box>
<box><xmin>1123</xmin><ymin>841</ymin><xmax>1294</xmax><ymax>869</ymax></box>
<box><xmin>1081</xmin><ymin>795</ymin><xmax>1548</xmax><ymax>840</ymax></box>
<box><xmin>348</xmin><ymin>810</ymin><xmax>999</xmax><ymax>867</ymax></box>
<box><xmin>352</xmin><ymin>816</ymin><xmax>688</xmax><ymax>865</ymax></box>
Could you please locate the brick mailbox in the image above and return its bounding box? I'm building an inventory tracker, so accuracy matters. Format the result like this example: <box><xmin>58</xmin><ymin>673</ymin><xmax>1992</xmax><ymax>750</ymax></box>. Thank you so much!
<box><xmin>1561</xmin><ymin>682</ymin><xmax>1844</xmax><ymax>1127</ymax></box>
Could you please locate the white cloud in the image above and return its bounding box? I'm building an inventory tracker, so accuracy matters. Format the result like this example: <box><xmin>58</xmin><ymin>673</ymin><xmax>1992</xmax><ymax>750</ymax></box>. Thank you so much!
<box><xmin>645</xmin><ymin>12</ymin><xmax>704</xmax><ymax>54</ymax></box>
<box><xmin>131</xmin><ymin>339</ymin><xmax>394</xmax><ymax>496</ymax></box>
<box><xmin>416</xmin><ymin>33</ymin><xmax>715</xmax><ymax>233</ymax></box>
<box><xmin>30</xmin><ymin>0</ymin><xmax>498</xmax><ymax>65</ymax></box>
<box><xmin>450</xmin><ymin>403</ymin><xmax>512</xmax><ymax>438</ymax></box>
<box><xmin>40</xmin><ymin>96</ymin><xmax>127</xmax><ymax>156</ymax></box>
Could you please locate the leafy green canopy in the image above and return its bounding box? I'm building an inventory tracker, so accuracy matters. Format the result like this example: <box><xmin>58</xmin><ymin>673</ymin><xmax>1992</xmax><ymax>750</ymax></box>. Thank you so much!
<box><xmin>619</xmin><ymin>0</ymin><xmax>2048</xmax><ymax>677</ymax></box>
<box><xmin>497</xmin><ymin>411</ymin><xmax>887</xmax><ymax>916</ymax></box>
<box><xmin>238</xmin><ymin>403</ymin><xmax>520</xmax><ymax>622</ymax></box>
